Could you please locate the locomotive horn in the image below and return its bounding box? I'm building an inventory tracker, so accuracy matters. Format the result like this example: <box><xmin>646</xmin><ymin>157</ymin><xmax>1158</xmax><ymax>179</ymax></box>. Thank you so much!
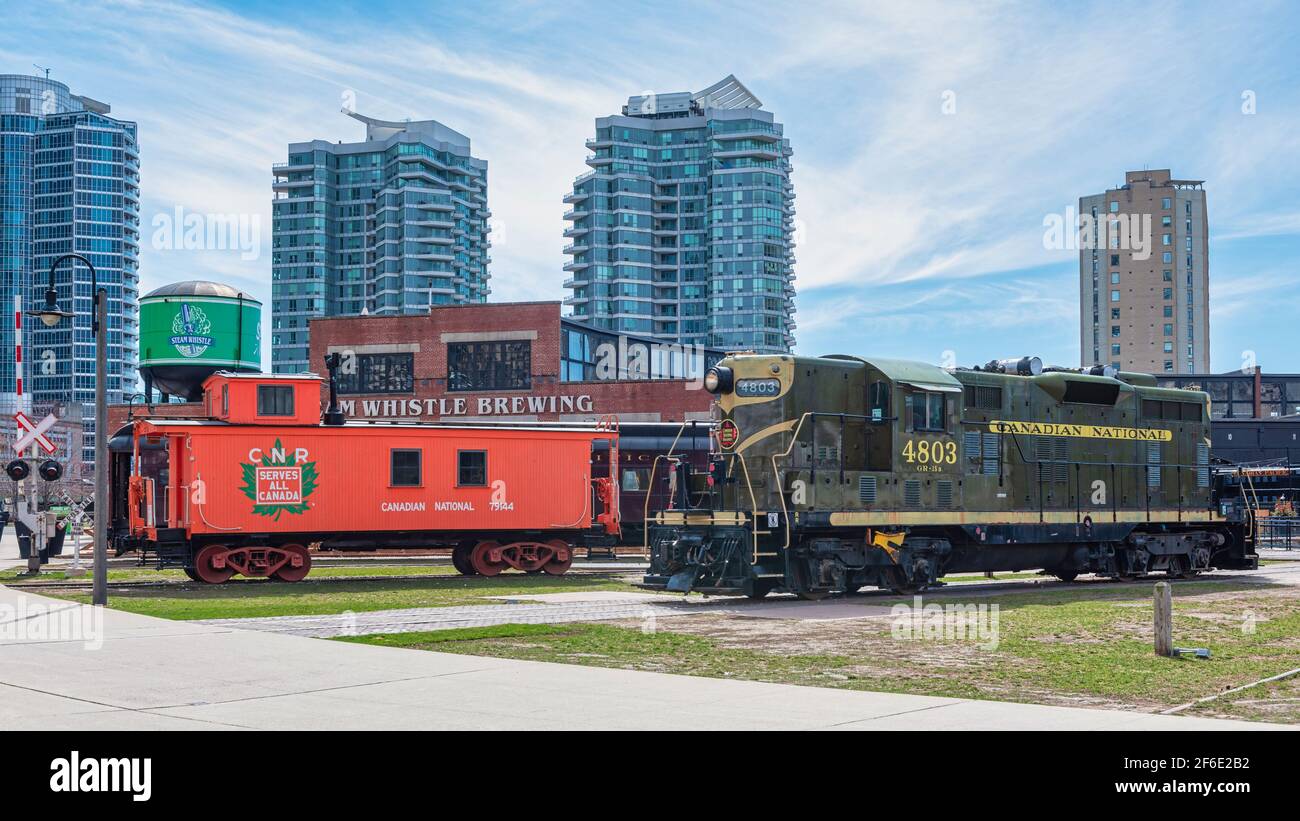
<box><xmin>323</xmin><ymin>353</ymin><xmax>346</xmax><ymax>426</ymax></box>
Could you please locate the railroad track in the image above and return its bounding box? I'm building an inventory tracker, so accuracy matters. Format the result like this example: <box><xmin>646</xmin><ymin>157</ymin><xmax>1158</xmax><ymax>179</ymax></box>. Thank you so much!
<box><xmin>6</xmin><ymin>565</ymin><xmax>1282</xmax><ymax>596</ymax></box>
<box><xmin>1</xmin><ymin>565</ymin><xmax>645</xmax><ymax>593</ymax></box>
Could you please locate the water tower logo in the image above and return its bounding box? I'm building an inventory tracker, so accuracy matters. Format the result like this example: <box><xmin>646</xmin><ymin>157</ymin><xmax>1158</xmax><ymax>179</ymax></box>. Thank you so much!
<box><xmin>170</xmin><ymin>303</ymin><xmax>215</xmax><ymax>358</ymax></box>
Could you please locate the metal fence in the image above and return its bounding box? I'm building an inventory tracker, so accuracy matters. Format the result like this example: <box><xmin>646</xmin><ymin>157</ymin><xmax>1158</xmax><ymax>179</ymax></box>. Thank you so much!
<box><xmin>1257</xmin><ymin>517</ymin><xmax>1300</xmax><ymax>550</ymax></box>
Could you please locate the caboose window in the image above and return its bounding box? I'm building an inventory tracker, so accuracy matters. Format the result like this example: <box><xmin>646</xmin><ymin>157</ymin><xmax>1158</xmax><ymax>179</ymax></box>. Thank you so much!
<box><xmin>257</xmin><ymin>385</ymin><xmax>295</xmax><ymax>416</ymax></box>
<box><xmin>911</xmin><ymin>392</ymin><xmax>946</xmax><ymax>432</ymax></box>
<box><xmin>390</xmin><ymin>449</ymin><xmax>422</xmax><ymax>487</ymax></box>
<box><xmin>457</xmin><ymin>450</ymin><xmax>487</xmax><ymax>487</ymax></box>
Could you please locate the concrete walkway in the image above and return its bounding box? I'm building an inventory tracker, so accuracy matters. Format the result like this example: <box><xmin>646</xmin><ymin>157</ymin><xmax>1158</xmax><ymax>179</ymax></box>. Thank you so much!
<box><xmin>0</xmin><ymin>584</ymin><xmax>1289</xmax><ymax>730</ymax></box>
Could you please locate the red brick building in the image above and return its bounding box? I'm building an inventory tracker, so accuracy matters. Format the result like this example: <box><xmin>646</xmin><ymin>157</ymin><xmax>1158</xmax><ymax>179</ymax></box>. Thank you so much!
<box><xmin>108</xmin><ymin>302</ymin><xmax>721</xmax><ymax>432</ymax></box>
<box><xmin>307</xmin><ymin>302</ymin><xmax>719</xmax><ymax>424</ymax></box>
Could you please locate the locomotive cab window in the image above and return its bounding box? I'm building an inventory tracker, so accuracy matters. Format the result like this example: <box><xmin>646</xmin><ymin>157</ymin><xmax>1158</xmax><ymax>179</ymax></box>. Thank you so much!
<box><xmin>869</xmin><ymin>381</ymin><xmax>891</xmax><ymax>421</ymax></box>
<box><xmin>390</xmin><ymin>449</ymin><xmax>422</xmax><ymax>487</ymax></box>
<box><xmin>257</xmin><ymin>385</ymin><xmax>294</xmax><ymax>416</ymax></box>
<box><xmin>910</xmin><ymin>392</ymin><xmax>947</xmax><ymax>432</ymax></box>
<box><xmin>457</xmin><ymin>450</ymin><xmax>487</xmax><ymax>487</ymax></box>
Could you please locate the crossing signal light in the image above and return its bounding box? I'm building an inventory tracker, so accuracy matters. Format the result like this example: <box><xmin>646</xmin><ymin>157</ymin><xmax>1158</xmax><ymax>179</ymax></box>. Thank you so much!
<box><xmin>38</xmin><ymin>460</ymin><xmax>63</xmax><ymax>481</ymax></box>
<box><xmin>6</xmin><ymin>459</ymin><xmax>30</xmax><ymax>481</ymax></box>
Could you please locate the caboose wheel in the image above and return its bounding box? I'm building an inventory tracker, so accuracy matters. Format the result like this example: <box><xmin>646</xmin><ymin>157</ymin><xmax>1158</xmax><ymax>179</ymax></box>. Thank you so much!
<box><xmin>451</xmin><ymin>543</ymin><xmax>477</xmax><ymax>575</ymax></box>
<box><xmin>541</xmin><ymin>539</ymin><xmax>572</xmax><ymax>576</ymax></box>
<box><xmin>271</xmin><ymin>544</ymin><xmax>311</xmax><ymax>582</ymax></box>
<box><xmin>471</xmin><ymin>541</ymin><xmax>507</xmax><ymax>576</ymax></box>
<box><xmin>192</xmin><ymin>545</ymin><xmax>235</xmax><ymax>584</ymax></box>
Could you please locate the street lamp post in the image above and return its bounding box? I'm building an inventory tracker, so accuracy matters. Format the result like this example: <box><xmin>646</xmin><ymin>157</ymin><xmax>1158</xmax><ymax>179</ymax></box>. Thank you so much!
<box><xmin>30</xmin><ymin>252</ymin><xmax>108</xmax><ymax>606</ymax></box>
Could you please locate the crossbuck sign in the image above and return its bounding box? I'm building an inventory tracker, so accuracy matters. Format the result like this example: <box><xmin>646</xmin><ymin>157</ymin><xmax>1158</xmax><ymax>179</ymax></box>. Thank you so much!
<box><xmin>13</xmin><ymin>411</ymin><xmax>58</xmax><ymax>455</ymax></box>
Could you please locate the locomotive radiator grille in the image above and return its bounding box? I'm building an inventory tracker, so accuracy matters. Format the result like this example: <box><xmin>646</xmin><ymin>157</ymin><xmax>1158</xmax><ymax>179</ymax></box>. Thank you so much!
<box><xmin>858</xmin><ymin>475</ymin><xmax>877</xmax><ymax>504</ymax></box>
<box><xmin>937</xmin><ymin>480</ymin><xmax>953</xmax><ymax>508</ymax></box>
<box><xmin>904</xmin><ymin>479</ymin><xmax>921</xmax><ymax>507</ymax></box>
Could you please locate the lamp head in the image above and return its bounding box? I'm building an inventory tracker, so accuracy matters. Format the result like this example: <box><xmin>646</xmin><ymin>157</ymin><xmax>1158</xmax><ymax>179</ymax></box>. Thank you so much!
<box><xmin>26</xmin><ymin>287</ymin><xmax>73</xmax><ymax>327</ymax></box>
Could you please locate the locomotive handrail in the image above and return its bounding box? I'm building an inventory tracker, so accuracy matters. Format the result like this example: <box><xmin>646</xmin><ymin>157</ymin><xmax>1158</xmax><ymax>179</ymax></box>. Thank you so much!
<box><xmin>642</xmin><ymin>420</ymin><xmax>690</xmax><ymax>553</ymax></box>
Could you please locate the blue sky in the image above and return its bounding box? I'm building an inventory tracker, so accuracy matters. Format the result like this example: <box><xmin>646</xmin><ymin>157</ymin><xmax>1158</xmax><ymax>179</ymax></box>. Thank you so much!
<box><xmin>5</xmin><ymin>0</ymin><xmax>1298</xmax><ymax>372</ymax></box>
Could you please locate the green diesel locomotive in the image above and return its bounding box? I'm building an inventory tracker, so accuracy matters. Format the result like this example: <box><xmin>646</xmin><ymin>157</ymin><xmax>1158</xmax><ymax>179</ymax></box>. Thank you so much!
<box><xmin>642</xmin><ymin>354</ymin><xmax>1257</xmax><ymax>599</ymax></box>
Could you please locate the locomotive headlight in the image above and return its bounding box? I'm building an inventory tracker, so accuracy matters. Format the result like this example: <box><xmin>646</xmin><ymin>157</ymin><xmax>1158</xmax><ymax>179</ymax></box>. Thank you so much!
<box><xmin>704</xmin><ymin>366</ymin><xmax>734</xmax><ymax>394</ymax></box>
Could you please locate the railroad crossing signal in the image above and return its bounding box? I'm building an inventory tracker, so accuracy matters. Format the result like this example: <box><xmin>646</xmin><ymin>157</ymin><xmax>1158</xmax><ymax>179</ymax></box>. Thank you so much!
<box><xmin>13</xmin><ymin>411</ymin><xmax>57</xmax><ymax>455</ymax></box>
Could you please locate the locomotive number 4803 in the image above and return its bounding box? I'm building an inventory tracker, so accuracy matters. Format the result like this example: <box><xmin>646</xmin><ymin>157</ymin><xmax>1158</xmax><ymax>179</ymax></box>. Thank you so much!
<box><xmin>901</xmin><ymin>438</ymin><xmax>957</xmax><ymax>470</ymax></box>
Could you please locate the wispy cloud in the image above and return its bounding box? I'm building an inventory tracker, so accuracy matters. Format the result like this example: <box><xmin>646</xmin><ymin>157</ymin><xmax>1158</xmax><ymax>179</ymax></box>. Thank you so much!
<box><xmin>3</xmin><ymin>0</ymin><xmax>1297</xmax><ymax>371</ymax></box>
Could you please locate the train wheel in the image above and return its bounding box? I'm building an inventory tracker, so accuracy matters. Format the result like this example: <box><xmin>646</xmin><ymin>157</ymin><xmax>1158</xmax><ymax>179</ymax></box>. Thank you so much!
<box><xmin>541</xmin><ymin>539</ymin><xmax>572</xmax><ymax>576</ymax></box>
<box><xmin>746</xmin><ymin>579</ymin><xmax>776</xmax><ymax>600</ymax></box>
<box><xmin>182</xmin><ymin>567</ymin><xmax>203</xmax><ymax>583</ymax></box>
<box><xmin>1052</xmin><ymin>569</ymin><xmax>1079</xmax><ymax>583</ymax></box>
<box><xmin>884</xmin><ymin>568</ymin><xmax>928</xmax><ymax>595</ymax></box>
<box><xmin>192</xmin><ymin>545</ymin><xmax>234</xmax><ymax>584</ymax></box>
<box><xmin>271</xmin><ymin>544</ymin><xmax>311</xmax><ymax>582</ymax></box>
<box><xmin>451</xmin><ymin>543</ymin><xmax>477</xmax><ymax>576</ymax></box>
<box><xmin>471</xmin><ymin>541</ymin><xmax>507</xmax><ymax>577</ymax></box>
<box><xmin>1166</xmin><ymin>556</ymin><xmax>1189</xmax><ymax>580</ymax></box>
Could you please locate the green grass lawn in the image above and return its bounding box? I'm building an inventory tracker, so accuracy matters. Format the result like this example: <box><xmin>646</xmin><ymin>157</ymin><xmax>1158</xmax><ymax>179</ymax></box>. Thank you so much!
<box><xmin>0</xmin><ymin>563</ymin><xmax>465</xmax><ymax>585</ymax></box>
<box><xmin>34</xmin><ymin>571</ymin><xmax>644</xmax><ymax>620</ymax></box>
<box><xmin>339</xmin><ymin>580</ymin><xmax>1300</xmax><ymax>720</ymax></box>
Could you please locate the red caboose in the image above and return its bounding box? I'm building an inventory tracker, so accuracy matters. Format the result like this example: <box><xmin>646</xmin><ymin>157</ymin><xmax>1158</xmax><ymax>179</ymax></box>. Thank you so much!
<box><xmin>109</xmin><ymin>372</ymin><xmax>620</xmax><ymax>583</ymax></box>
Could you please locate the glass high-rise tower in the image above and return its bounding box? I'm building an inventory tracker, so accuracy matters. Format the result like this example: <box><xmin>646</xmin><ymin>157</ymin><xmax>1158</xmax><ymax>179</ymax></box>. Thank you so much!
<box><xmin>563</xmin><ymin>75</ymin><xmax>795</xmax><ymax>353</ymax></box>
<box><xmin>271</xmin><ymin>111</ymin><xmax>491</xmax><ymax>373</ymax></box>
<box><xmin>1</xmin><ymin>74</ymin><xmax>140</xmax><ymax>465</ymax></box>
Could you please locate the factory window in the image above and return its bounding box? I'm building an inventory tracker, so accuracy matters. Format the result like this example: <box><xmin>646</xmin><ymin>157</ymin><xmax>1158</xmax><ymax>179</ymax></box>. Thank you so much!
<box><xmin>1111</xmin><ymin>308</ymin><xmax>1121</xmax><ymax>320</ymax></box>
<box><xmin>1164</xmin><ymin>324</ymin><xmax>1174</xmax><ymax>336</ymax></box>
<box><xmin>1162</xmin><ymin>234</ymin><xmax>1171</xmax><ymax>246</ymax></box>
<box><xmin>1110</xmin><ymin>272</ymin><xmax>1120</xmax><ymax>284</ymax></box>
<box><xmin>1111</xmin><ymin>325</ymin><xmax>1121</xmax><ymax>337</ymax></box>
<box><xmin>1162</xmin><ymin>215</ymin><xmax>1171</xmax><ymax>226</ymax></box>
<box><xmin>256</xmin><ymin>385</ymin><xmax>295</xmax><ymax>416</ymax></box>
<box><xmin>1111</xmin><ymin>343</ymin><xmax>1121</xmax><ymax>355</ymax></box>
<box><xmin>1109</xmin><ymin>201</ymin><xmax>1119</xmax><ymax>212</ymax></box>
<box><xmin>1163</xmin><ymin>288</ymin><xmax>1173</xmax><ymax>300</ymax></box>
<box><xmin>1163</xmin><ymin>270</ymin><xmax>1172</xmax><ymax>281</ymax></box>
<box><xmin>1110</xmin><ymin>254</ymin><xmax>1119</xmax><ymax>266</ymax></box>
<box><xmin>337</xmin><ymin>352</ymin><xmax>414</xmax><ymax>394</ymax></box>
<box><xmin>390</xmin><ymin>449</ymin><xmax>422</xmax><ymax>487</ymax></box>
<box><xmin>1162</xmin><ymin>197</ymin><xmax>1171</xmax><ymax>209</ymax></box>
<box><xmin>448</xmin><ymin>341</ymin><xmax>531</xmax><ymax>392</ymax></box>
<box><xmin>457</xmin><ymin>450</ymin><xmax>487</xmax><ymax>487</ymax></box>
<box><xmin>909</xmin><ymin>391</ymin><xmax>946</xmax><ymax>432</ymax></box>
<box><xmin>1110</xmin><ymin>290</ymin><xmax>1120</xmax><ymax>302</ymax></box>
<box><xmin>1163</xmin><ymin>252</ymin><xmax>1173</xmax><ymax>263</ymax></box>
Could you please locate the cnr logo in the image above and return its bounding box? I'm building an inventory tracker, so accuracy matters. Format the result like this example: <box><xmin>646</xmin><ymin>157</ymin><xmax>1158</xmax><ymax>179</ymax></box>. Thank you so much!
<box><xmin>248</xmin><ymin>445</ymin><xmax>310</xmax><ymax>463</ymax></box>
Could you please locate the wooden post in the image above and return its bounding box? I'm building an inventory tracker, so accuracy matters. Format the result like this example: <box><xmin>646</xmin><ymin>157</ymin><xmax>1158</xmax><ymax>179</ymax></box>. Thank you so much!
<box><xmin>1154</xmin><ymin>581</ymin><xmax>1173</xmax><ymax>657</ymax></box>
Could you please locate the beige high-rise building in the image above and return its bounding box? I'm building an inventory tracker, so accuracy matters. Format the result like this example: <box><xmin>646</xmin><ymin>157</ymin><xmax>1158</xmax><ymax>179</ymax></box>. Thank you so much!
<box><xmin>1079</xmin><ymin>169</ymin><xmax>1210</xmax><ymax>374</ymax></box>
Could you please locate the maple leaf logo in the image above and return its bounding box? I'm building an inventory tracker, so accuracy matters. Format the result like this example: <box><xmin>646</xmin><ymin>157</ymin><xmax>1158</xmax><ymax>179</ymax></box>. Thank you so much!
<box><xmin>238</xmin><ymin>438</ymin><xmax>319</xmax><ymax>520</ymax></box>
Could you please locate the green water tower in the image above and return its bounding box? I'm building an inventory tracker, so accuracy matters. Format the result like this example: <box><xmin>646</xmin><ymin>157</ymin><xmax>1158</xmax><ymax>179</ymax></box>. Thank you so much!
<box><xmin>139</xmin><ymin>281</ymin><xmax>261</xmax><ymax>400</ymax></box>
